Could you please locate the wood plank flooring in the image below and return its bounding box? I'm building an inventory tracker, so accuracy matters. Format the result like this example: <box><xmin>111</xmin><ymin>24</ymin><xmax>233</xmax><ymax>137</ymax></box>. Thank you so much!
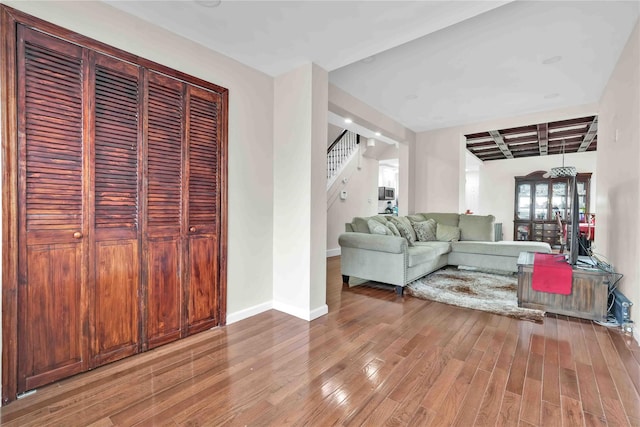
<box><xmin>2</xmin><ymin>256</ymin><xmax>639</xmax><ymax>426</ymax></box>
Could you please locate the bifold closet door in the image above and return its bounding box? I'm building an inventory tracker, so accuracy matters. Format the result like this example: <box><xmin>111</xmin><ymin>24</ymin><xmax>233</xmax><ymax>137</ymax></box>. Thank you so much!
<box><xmin>185</xmin><ymin>85</ymin><xmax>222</xmax><ymax>334</ymax></box>
<box><xmin>91</xmin><ymin>52</ymin><xmax>141</xmax><ymax>365</ymax></box>
<box><xmin>145</xmin><ymin>72</ymin><xmax>185</xmax><ymax>349</ymax></box>
<box><xmin>13</xmin><ymin>22</ymin><xmax>223</xmax><ymax>395</ymax></box>
<box><xmin>144</xmin><ymin>76</ymin><xmax>223</xmax><ymax>343</ymax></box>
<box><xmin>16</xmin><ymin>26</ymin><xmax>89</xmax><ymax>393</ymax></box>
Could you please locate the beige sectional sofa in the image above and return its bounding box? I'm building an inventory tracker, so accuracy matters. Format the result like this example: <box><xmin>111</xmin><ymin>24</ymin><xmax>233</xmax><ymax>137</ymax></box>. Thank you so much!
<box><xmin>339</xmin><ymin>212</ymin><xmax>551</xmax><ymax>295</ymax></box>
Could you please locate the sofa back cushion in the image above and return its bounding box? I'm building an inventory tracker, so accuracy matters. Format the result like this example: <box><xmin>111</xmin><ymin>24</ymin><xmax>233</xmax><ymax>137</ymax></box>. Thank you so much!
<box><xmin>458</xmin><ymin>214</ymin><xmax>495</xmax><ymax>241</ymax></box>
<box><xmin>347</xmin><ymin>215</ymin><xmax>385</xmax><ymax>233</ymax></box>
<box><xmin>436</xmin><ymin>223</ymin><xmax>461</xmax><ymax>242</ymax></box>
<box><xmin>419</xmin><ymin>213</ymin><xmax>460</xmax><ymax>227</ymax></box>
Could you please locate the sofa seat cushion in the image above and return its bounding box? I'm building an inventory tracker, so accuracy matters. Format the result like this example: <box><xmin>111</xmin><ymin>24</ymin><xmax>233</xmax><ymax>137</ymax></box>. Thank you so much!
<box><xmin>451</xmin><ymin>241</ymin><xmax>551</xmax><ymax>257</ymax></box>
<box><xmin>407</xmin><ymin>245</ymin><xmax>441</xmax><ymax>267</ymax></box>
<box><xmin>413</xmin><ymin>241</ymin><xmax>452</xmax><ymax>257</ymax></box>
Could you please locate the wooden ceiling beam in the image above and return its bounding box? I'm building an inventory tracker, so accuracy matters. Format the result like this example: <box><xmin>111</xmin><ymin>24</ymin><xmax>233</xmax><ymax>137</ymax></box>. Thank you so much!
<box><xmin>578</xmin><ymin>116</ymin><xmax>598</xmax><ymax>152</ymax></box>
<box><xmin>467</xmin><ymin>140</ymin><xmax>498</xmax><ymax>149</ymax></box>
<box><xmin>496</xmin><ymin>125</ymin><xmax>538</xmax><ymax>136</ymax></box>
<box><xmin>464</xmin><ymin>131</ymin><xmax>491</xmax><ymax>139</ymax></box>
<box><xmin>488</xmin><ymin>130</ymin><xmax>513</xmax><ymax>159</ymax></box>
<box><xmin>548</xmin><ymin>115</ymin><xmax>595</xmax><ymax>130</ymax></box>
<box><xmin>548</xmin><ymin>127</ymin><xmax>588</xmax><ymax>140</ymax></box>
<box><xmin>503</xmin><ymin>134</ymin><xmax>539</xmax><ymax>145</ymax></box>
<box><xmin>537</xmin><ymin>123</ymin><xmax>548</xmax><ymax>156</ymax></box>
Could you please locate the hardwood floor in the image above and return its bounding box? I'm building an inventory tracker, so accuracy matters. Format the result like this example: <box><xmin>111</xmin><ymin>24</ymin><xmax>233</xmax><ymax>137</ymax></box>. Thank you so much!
<box><xmin>2</xmin><ymin>256</ymin><xmax>639</xmax><ymax>426</ymax></box>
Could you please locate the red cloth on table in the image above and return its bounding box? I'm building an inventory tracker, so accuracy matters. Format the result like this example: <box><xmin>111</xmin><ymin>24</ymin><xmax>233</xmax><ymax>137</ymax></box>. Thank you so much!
<box><xmin>532</xmin><ymin>253</ymin><xmax>573</xmax><ymax>295</ymax></box>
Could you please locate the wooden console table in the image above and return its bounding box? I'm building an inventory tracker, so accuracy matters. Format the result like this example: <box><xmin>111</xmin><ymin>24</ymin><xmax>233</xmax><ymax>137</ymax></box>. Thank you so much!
<box><xmin>517</xmin><ymin>252</ymin><xmax>609</xmax><ymax>321</ymax></box>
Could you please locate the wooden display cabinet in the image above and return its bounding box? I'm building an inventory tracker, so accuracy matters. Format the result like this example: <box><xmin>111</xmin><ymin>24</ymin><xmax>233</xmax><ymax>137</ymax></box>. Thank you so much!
<box><xmin>514</xmin><ymin>171</ymin><xmax>591</xmax><ymax>247</ymax></box>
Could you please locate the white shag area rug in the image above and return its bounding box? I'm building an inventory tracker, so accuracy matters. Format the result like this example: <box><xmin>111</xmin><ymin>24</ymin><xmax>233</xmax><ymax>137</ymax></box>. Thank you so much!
<box><xmin>406</xmin><ymin>267</ymin><xmax>545</xmax><ymax>322</ymax></box>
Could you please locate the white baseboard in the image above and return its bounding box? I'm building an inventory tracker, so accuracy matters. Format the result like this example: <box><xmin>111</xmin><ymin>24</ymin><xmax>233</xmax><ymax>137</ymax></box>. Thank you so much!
<box><xmin>226</xmin><ymin>301</ymin><xmax>272</xmax><ymax>324</ymax></box>
<box><xmin>326</xmin><ymin>247</ymin><xmax>341</xmax><ymax>257</ymax></box>
<box><xmin>272</xmin><ymin>300</ymin><xmax>329</xmax><ymax>321</ymax></box>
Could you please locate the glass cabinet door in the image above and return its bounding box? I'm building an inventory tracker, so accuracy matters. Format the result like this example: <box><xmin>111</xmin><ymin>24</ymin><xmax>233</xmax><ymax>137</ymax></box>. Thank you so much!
<box><xmin>516</xmin><ymin>183</ymin><xmax>531</xmax><ymax>220</ymax></box>
<box><xmin>577</xmin><ymin>181</ymin><xmax>587</xmax><ymax>222</ymax></box>
<box><xmin>516</xmin><ymin>223</ymin><xmax>530</xmax><ymax>241</ymax></box>
<box><xmin>551</xmin><ymin>182</ymin><xmax>567</xmax><ymax>221</ymax></box>
<box><xmin>534</xmin><ymin>183</ymin><xmax>549</xmax><ymax>220</ymax></box>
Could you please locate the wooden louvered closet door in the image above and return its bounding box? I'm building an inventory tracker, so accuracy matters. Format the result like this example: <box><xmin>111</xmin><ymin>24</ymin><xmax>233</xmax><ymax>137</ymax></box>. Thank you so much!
<box><xmin>186</xmin><ymin>86</ymin><xmax>221</xmax><ymax>334</ymax></box>
<box><xmin>145</xmin><ymin>72</ymin><xmax>184</xmax><ymax>348</ymax></box>
<box><xmin>91</xmin><ymin>52</ymin><xmax>141</xmax><ymax>365</ymax></box>
<box><xmin>144</xmin><ymin>76</ymin><xmax>222</xmax><ymax>343</ymax></box>
<box><xmin>10</xmin><ymin>16</ymin><xmax>225</xmax><ymax>399</ymax></box>
<box><xmin>16</xmin><ymin>27</ymin><xmax>89</xmax><ymax>392</ymax></box>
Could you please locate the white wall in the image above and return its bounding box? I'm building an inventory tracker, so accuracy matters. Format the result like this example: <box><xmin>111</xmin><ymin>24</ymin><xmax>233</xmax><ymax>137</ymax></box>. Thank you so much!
<box><xmin>597</xmin><ymin>19</ymin><xmax>639</xmax><ymax>341</ymax></box>
<box><xmin>479</xmin><ymin>152</ymin><xmax>597</xmax><ymax>242</ymax></box>
<box><xmin>1</xmin><ymin>1</ymin><xmax>276</xmax><ymax>322</ymax></box>
<box><xmin>326</xmin><ymin>149</ymin><xmax>378</xmax><ymax>255</ymax></box>
<box><xmin>414</xmin><ymin>128</ymin><xmax>466</xmax><ymax>213</ymax></box>
<box><xmin>273</xmin><ymin>63</ymin><xmax>328</xmax><ymax>321</ymax></box>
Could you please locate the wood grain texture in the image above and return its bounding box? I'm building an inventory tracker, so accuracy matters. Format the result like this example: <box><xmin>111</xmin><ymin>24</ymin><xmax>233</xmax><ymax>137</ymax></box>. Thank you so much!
<box><xmin>1</xmin><ymin>256</ymin><xmax>639</xmax><ymax>426</ymax></box>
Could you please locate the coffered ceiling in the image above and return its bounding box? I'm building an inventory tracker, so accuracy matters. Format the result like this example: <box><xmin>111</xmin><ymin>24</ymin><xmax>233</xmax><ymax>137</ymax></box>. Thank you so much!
<box><xmin>465</xmin><ymin>115</ymin><xmax>598</xmax><ymax>162</ymax></box>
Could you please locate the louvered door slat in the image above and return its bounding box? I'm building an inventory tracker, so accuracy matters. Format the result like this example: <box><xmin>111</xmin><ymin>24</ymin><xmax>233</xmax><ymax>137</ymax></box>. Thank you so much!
<box><xmin>23</xmin><ymin>41</ymin><xmax>83</xmax><ymax>233</ymax></box>
<box><xmin>147</xmin><ymin>78</ymin><xmax>183</xmax><ymax>233</ymax></box>
<box><xmin>188</xmin><ymin>95</ymin><xmax>218</xmax><ymax>231</ymax></box>
<box><xmin>94</xmin><ymin>63</ymin><xmax>139</xmax><ymax>232</ymax></box>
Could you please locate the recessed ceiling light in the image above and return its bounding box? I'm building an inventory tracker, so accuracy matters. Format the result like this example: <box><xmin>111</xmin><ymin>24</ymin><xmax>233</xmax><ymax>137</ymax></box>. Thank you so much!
<box><xmin>195</xmin><ymin>0</ymin><xmax>221</xmax><ymax>7</ymax></box>
<box><xmin>544</xmin><ymin>93</ymin><xmax>560</xmax><ymax>99</ymax></box>
<box><xmin>375</xmin><ymin>132</ymin><xmax>381</xmax><ymax>136</ymax></box>
<box><xmin>361</xmin><ymin>56</ymin><xmax>376</xmax><ymax>64</ymax></box>
<box><xmin>542</xmin><ymin>55</ymin><xmax>562</xmax><ymax>65</ymax></box>
<box><xmin>344</xmin><ymin>118</ymin><xmax>352</xmax><ymax>124</ymax></box>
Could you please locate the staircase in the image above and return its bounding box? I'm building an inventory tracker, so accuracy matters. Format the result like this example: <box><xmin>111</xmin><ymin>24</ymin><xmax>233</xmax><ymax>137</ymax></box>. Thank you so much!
<box><xmin>327</xmin><ymin>130</ymin><xmax>359</xmax><ymax>188</ymax></box>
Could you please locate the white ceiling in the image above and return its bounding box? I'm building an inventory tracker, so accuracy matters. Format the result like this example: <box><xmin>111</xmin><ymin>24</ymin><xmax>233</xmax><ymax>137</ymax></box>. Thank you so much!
<box><xmin>104</xmin><ymin>0</ymin><xmax>639</xmax><ymax>132</ymax></box>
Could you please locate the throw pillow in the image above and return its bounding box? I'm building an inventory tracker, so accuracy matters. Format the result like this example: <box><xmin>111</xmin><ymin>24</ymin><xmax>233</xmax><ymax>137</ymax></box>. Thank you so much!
<box><xmin>413</xmin><ymin>219</ymin><xmax>437</xmax><ymax>241</ymax></box>
<box><xmin>367</xmin><ymin>219</ymin><xmax>391</xmax><ymax>236</ymax></box>
<box><xmin>436</xmin><ymin>223</ymin><xmax>461</xmax><ymax>242</ymax></box>
<box><xmin>385</xmin><ymin>221</ymin><xmax>401</xmax><ymax>237</ymax></box>
<box><xmin>389</xmin><ymin>217</ymin><xmax>415</xmax><ymax>246</ymax></box>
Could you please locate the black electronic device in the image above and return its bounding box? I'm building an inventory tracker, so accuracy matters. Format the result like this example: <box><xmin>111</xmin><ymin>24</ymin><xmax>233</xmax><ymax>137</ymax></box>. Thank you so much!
<box><xmin>378</xmin><ymin>186</ymin><xmax>395</xmax><ymax>200</ymax></box>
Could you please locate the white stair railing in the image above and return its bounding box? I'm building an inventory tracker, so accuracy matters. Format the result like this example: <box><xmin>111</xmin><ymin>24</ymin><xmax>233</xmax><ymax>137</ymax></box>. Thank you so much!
<box><xmin>327</xmin><ymin>130</ymin><xmax>359</xmax><ymax>187</ymax></box>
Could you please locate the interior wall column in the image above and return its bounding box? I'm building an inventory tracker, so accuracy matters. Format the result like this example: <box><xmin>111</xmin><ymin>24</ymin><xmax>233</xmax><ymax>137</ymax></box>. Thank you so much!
<box><xmin>273</xmin><ymin>63</ymin><xmax>328</xmax><ymax>321</ymax></box>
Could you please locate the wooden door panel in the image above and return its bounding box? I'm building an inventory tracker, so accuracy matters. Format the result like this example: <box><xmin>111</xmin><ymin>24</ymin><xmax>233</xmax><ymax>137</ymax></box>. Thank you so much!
<box><xmin>187</xmin><ymin>236</ymin><xmax>218</xmax><ymax>334</ymax></box>
<box><xmin>94</xmin><ymin>241</ymin><xmax>139</xmax><ymax>365</ymax></box>
<box><xmin>185</xmin><ymin>86</ymin><xmax>221</xmax><ymax>332</ymax></box>
<box><xmin>91</xmin><ymin>52</ymin><xmax>141</xmax><ymax>365</ymax></box>
<box><xmin>145</xmin><ymin>72</ymin><xmax>185</xmax><ymax>346</ymax></box>
<box><xmin>21</xmin><ymin>244</ymin><xmax>84</xmax><ymax>391</ymax></box>
<box><xmin>17</xmin><ymin>26</ymin><xmax>88</xmax><ymax>394</ymax></box>
<box><xmin>146</xmin><ymin>238</ymin><xmax>181</xmax><ymax>348</ymax></box>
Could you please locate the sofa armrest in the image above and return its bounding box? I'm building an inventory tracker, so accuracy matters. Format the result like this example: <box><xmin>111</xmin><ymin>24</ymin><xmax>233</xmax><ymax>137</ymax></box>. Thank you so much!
<box><xmin>338</xmin><ymin>232</ymin><xmax>407</xmax><ymax>254</ymax></box>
